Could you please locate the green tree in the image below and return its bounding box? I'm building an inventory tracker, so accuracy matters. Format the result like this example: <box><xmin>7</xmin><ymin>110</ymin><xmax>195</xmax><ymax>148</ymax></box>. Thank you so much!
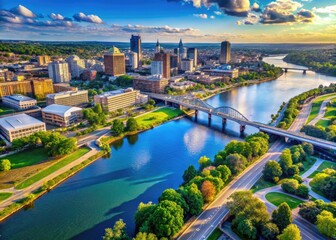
<box><xmin>263</xmin><ymin>160</ymin><xmax>282</xmax><ymax>183</ymax></box>
<box><xmin>179</xmin><ymin>183</ymin><xmax>203</xmax><ymax>216</ymax></box>
<box><xmin>0</xmin><ymin>159</ymin><xmax>11</xmax><ymax>171</ymax></box>
<box><xmin>133</xmin><ymin>232</ymin><xmax>158</xmax><ymax>240</ymax></box>
<box><xmin>236</xmin><ymin>218</ymin><xmax>257</xmax><ymax>240</ymax></box>
<box><xmin>281</xmin><ymin>179</ymin><xmax>299</xmax><ymax>194</ymax></box>
<box><xmin>111</xmin><ymin>119</ymin><xmax>125</xmax><ymax>136</ymax></box>
<box><xmin>182</xmin><ymin>165</ymin><xmax>197</xmax><ymax>183</ymax></box>
<box><xmin>279</xmin><ymin>149</ymin><xmax>293</xmax><ymax>176</ymax></box>
<box><xmin>148</xmin><ymin>200</ymin><xmax>184</xmax><ymax>238</ymax></box>
<box><xmin>135</xmin><ymin>202</ymin><xmax>156</xmax><ymax>231</ymax></box>
<box><xmin>159</xmin><ymin>189</ymin><xmax>189</xmax><ymax>216</ymax></box>
<box><xmin>298</xmin><ymin>201</ymin><xmax>321</xmax><ymax>223</ymax></box>
<box><xmin>316</xmin><ymin>210</ymin><xmax>336</xmax><ymax>238</ymax></box>
<box><xmin>126</xmin><ymin>118</ymin><xmax>138</xmax><ymax>132</ymax></box>
<box><xmin>278</xmin><ymin>224</ymin><xmax>301</xmax><ymax>240</ymax></box>
<box><xmin>216</xmin><ymin>165</ymin><xmax>231</xmax><ymax>183</ymax></box>
<box><xmin>103</xmin><ymin>219</ymin><xmax>129</xmax><ymax>240</ymax></box>
<box><xmin>198</xmin><ymin>156</ymin><xmax>211</xmax><ymax>170</ymax></box>
<box><xmin>272</xmin><ymin>202</ymin><xmax>292</xmax><ymax>231</ymax></box>
<box><xmin>224</xmin><ymin>153</ymin><xmax>247</xmax><ymax>175</ymax></box>
<box><xmin>93</xmin><ymin>103</ymin><xmax>103</xmax><ymax>114</ymax></box>
<box><xmin>261</xmin><ymin>222</ymin><xmax>279</xmax><ymax>240</ymax></box>
<box><xmin>296</xmin><ymin>184</ymin><xmax>309</xmax><ymax>198</ymax></box>
<box><xmin>302</xmin><ymin>142</ymin><xmax>314</xmax><ymax>155</ymax></box>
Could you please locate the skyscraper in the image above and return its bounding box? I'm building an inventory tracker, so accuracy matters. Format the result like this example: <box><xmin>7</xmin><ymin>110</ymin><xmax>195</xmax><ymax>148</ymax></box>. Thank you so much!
<box><xmin>220</xmin><ymin>41</ymin><xmax>231</xmax><ymax>64</ymax></box>
<box><xmin>104</xmin><ymin>46</ymin><xmax>126</xmax><ymax>76</ymax></box>
<box><xmin>48</xmin><ymin>61</ymin><xmax>71</xmax><ymax>83</ymax></box>
<box><xmin>154</xmin><ymin>51</ymin><xmax>170</xmax><ymax>79</ymax></box>
<box><xmin>128</xmin><ymin>52</ymin><xmax>138</xmax><ymax>70</ymax></box>
<box><xmin>65</xmin><ymin>55</ymin><xmax>85</xmax><ymax>78</ymax></box>
<box><xmin>151</xmin><ymin>61</ymin><xmax>163</xmax><ymax>75</ymax></box>
<box><xmin>156</xmin><ymin>39</ymin><xmax>161</xmax><ymax>53</ymax></box>
<box><xmin>187</xmin><ymin>48</ymin><xmax>198</xmax><ymax>67</ymax></box>
<box><xmin>130</xmin><ymin>34</ymin><xmax>142</xmax><ymax>64</ymax></box>
<box><xmin>178</xmin><ymin>38</ymin><xmax>187</xmax><ymax>58</ymax></box>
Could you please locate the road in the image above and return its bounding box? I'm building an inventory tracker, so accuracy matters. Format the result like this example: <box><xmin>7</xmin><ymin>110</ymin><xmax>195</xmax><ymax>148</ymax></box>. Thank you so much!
<box><xmin>178</xmin><ymin>141</ymin><xmax>286</xmax><ymax>240</ymax></box>
<box><xmin>308</xmin><ymin>96</ymin><xmax>335</xmax><ymax>126</ymax></box>
<box><xmin>288</xmin><ymin>98</ymin><xmax>313</xmax><ymax>133</ymax></box>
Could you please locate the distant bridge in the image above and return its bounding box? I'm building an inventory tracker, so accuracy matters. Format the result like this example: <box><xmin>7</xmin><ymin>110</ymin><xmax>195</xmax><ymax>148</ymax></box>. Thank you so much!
<box><xmin>282</xmin><ymin>67</ymin><xmax>311</xmax><ymax>74</ymax></box>
<box><xmin>149</xmin><ymin>93</ymin><xmax>336</xmax><ymax>151</ymax></box>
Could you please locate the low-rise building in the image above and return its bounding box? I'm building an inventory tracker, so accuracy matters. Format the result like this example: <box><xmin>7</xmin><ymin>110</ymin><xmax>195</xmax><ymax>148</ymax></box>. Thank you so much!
<box><xmin>0</xmin><ymin>113</ymin><xmax>46</xmax><ymax>142</ymax></box>
<box><xmin>2</xmin><ymin>94</ymin><xmax>37</xmax><ymax>110</ymax></box>
<box><xmin>203</xmin><ymin>65</ymin><xmax>239</xmax><ymax>79</ymax></box>
<box><xmin>82</xmin><ymin>69</ymin><xmax>97</xmax><ymax>81</ymax></box>
<box><xmin>170</xmin><ymin>81</ymin><xmax>197</xmax><ymax>91</ymax></box>
<box><xmin>42</xmin><ymin>104</ymin><xmax>83</xmax><ymax>127</ymax></box>
<box><xmin>46</xmin><ymin>90</ymin><xmax>88</xmax><ymax>107</ymax></box>
<box><xmin>133</xmin><ymin>75</ymin><xmax>169</xmax><ymax>93</ymax></box>
<box><xmin>53</xmin><ymin>83</ymin><xmax>78</xmax><ymax>93</ymax></box>
<box><xmin>94</xmin><ymin>88</ymin><xmax>147</xmax><ymax>112</ymax></box>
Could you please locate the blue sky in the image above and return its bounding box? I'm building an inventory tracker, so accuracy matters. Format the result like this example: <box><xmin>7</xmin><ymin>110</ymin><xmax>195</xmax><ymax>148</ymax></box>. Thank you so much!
<box><xmin>0</xmin><ymin>0</ymin><xmax>335</xmax><ymax>43</ymax></box>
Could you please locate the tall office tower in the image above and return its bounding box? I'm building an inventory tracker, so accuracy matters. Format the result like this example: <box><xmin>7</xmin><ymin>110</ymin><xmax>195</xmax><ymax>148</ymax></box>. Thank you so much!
<box><xmin>154</xmin><ymin>51</ymin><xmax>170</xmax><ymax>79</ymax></box>
<box><xmin>65</xmin><ymin>55</ymin><xmax>85</xmax><ymax>78</ymax></box>
<box><xmin>151</xmin><ymin>61</ymin><xmax>163</xmax><ymax>75</ymax></box>
<box><xmin>156</xmin><ymin>39</ymin><xmax>161</xmax><ymax>53</ymax></box>
<box><xmin>37</xmin><ymin>55</ymin><xmax>51</xmax><ymax>66</ymax></box>
<box><xmin>170</xmin><ymin>55</ymin><xmax>179</xmax><ymax>69</ymax></box>
<box><xmin>128</xmin><ymin>52</ymin><xmax>138</xmax><ymax>70</ymax></box>
<box><xmin>187</xmin><ymin>48</ymin><xmax>198</xmax><ymax>67</ymax></box>
<box><xmin>220</xmin><ymin>41</ymin><xmax>231</xmax><ymax>64</ymax></box>
<box><xmin>130</xmin><ymin>34</ymin><xmax>142</xmax><ymax>64</ymax></box>
<box><xmin>178</xmin><ymin>38</ymin><xmax>187</xmax><ymax>58</ymax></box>
<box><xmin>48</xmin><ymin>61</ymin><xmax>71</xmax><ymax>83</ymax></box>
<box><xmin>104</xmin><ymin>46</ymin><xmax>126</xmax><ymax>76</ymax></box>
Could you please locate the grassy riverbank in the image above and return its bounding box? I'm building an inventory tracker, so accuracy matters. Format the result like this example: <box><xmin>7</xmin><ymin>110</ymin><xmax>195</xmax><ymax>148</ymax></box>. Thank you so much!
<box><xmin>136</xmin><ymin>108</ymin><xmax>184</xmax><ymax>129</ymax></box>
<box><xmin>1</xmin><ymin>148</ymin><xmax>49</xmax><ymax>169</ymax></box>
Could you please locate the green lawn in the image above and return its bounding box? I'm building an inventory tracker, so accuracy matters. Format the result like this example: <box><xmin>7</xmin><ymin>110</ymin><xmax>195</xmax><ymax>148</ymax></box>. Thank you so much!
<box><xmin>0</xmin><ymin>105</ymin><xmax>15</xmax><ymax>116</ymax></box>
<box><xmin>15</xmin><ymin>147</ymin><xmax>90</xmax><ymax>189</ymax></box>
<box><xmin>0</xmin><ymin>192</ymin><xmax>12</xmax><ymax>202</ymax></box>
<box><xmin>308</xmin><ymin>161</ymin><xmax>336</xmax><ymax>178</ymax></box>
<box><xmin>265</xmin><ymin>192</ymin><xmax>304</xmax><ymax>209</ymax></box>
<box><xmin>316</xmin><ymin>119</ymin><xmax>331</xmax><ymax>128</ymax></box>
<box><xmin>307</xmin><ymin>93</ymin><xmax>336</xmax><ymax>123</ymax></box>
<box><xmin>207</xmin><ymin>228</ymin><xmax>223</xmax><ymax>240</ymax></box>
<box><xmin>136</xmin><ymin>107</ymin><xmax>184</xmax><ymax>129</ymax></box>
<box><xmin>300</xmin><ymin>157</ymin><xmax>317</xmax><ymax>175</ymax></box>
<box><xmin>0</xmin><ymin>148</ymin><xmax>49</xmax><ymax>169</ymax></box>
<box><xmin>251</xmin><ymin>178</ymin><xmax>276</xmax><ymax>193</ymax></box>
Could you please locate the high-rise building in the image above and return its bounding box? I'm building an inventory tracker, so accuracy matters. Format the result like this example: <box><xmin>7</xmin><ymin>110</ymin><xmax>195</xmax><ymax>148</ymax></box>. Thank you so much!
<box><xmin>181</xmin><ymin>58</ymin><xmax>194</xmax><ymax>72</ymax></box>
<box><xmin>220</xmin><ymin>41</ymin><xmax>231</xmax><ymax>64</ymax></box>
<box><xmin>187</xmin><ymin>48</ymin><xmax>198</xmax><ymax>67</ymax></box>
<box><xmin>154</xmin><ymin>51</ymin><xmax>170</xmax><ymax>79</ymax></box>
<box><xmin>151</xmin><ymin>61</ymin><xmax>163</xmax><ymax>76</ymax></box>
<box><xmin>156</xmin><ymin>39</ymin><xmax>161</xmax><ymax>53</ymax></box>
<box><xmin>65</xmin><ymin>55</ymin><xmax>85</xmax><ymax>78</ymax></box>
<box><xmin>178</xmin><ymin>39</ymin><xmax>187</xmax><ymax>58</ymax></box>
<box><xmin>48</xmin><ymin>61</ymin><xmax>71</xmax><ymax>83</ymax></box>
<box><xmin>37</xmin><ymin>55</ymin><xmax>51</xmax><ymax>66</ymax></box>
<box><xmin>130</xmin><ymin>34</ymin><xmax>142</xmax><ymax>64</ymax></box>
<box><xmin>170</xmin><ymin>55</ymin><xmax>179</xmax><ymax>69</ymax></box>
<box><xmin>128</xmin><ymin>52</ymin><xmax>138</xmax><ymax>70</ymax></box>
<box><xmin>104</xmin><ymin>46</ymin><xmax>126</xmax><ymax>76</ymax></box>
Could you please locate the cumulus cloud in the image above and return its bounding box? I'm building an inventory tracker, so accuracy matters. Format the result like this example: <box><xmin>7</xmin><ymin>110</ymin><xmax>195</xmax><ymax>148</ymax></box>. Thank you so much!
<box><xmin>210</xmin><ymin>15</ymin><xmax>215</xmax><ymax>19</ymax></box>
<box><xmin>260</xmin><ymin>0</ymin><xmax>315</xmax><ymax>24</ymax></box>
<box><xmin>251</xmin><ymin>2</ymin><xmax>261</xmax><ymax>12</ymax></box>
<box><xmin>237</xmin><ymin>13</ymin><xmax>259</xmax><ymax>25</ymax></box>
<box><xmin>214</xmin><ymin>11</ymin><xmax>222</xmax><ymax>15</ymax></box>
<box><xmin>110</xmin><ymin>24</ymin><xmax>197</xmax><ymax>34</ymax></box>
<box><xmin>10</xmin><ymin>5</ymin><xmax>37</xmax><ymax>18</ymax></box>
<box><xmin>73</xmin><ymin>12</ymin><xmax>103</xmax><ymax>24</ymax></box>
<box><xmin>49</xmin><ymin>13</ymin><xmax>64</xmax><ymax>21</ymax></box>
<box><xmin>313</xmin><ymin>5</ymin><xmax>336</xmax><ymax>14</ymax></box>
<box><xmin>193</xmin><ymin>13</ymin><xmax>208</xmax><ymax>19</ymax></box>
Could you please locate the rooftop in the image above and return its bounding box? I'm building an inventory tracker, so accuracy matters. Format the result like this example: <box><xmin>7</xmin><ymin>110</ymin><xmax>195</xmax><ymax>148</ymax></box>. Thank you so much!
<box><xmin>42</xmin><ymin>104</ymin><xmax>82</xmax><ymax>117</ymax></box>
<box><xmin>46</xmin><ymin>90</ymin><xmax>88</xmax><ymax>99</ymax></box>
<box><xmin>135</xmin><ymin>75</ymin><xmax>167</xmax><ymax>81</ymax></box>
<box><xmin>3</xmin><ymin>94</ymin><xmax>36</xmax><ymax>102</ymax></box>
<box><xmin>105</xmin><ymin>46</ymin><xmax>122</xmax><ymax>55</ymax></box>
<box><xmin>0</xmin><ymin>113</ymin><xmax>44</xmax><ymax>131</ymax></box>
<box><xmin>95</xmin><ymin>88</ymin><xmax>136</xmax><ymax>98</ymax></box>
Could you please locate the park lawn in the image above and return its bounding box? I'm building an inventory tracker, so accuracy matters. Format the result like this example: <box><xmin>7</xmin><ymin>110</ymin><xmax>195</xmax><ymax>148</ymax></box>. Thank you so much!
<box><xmin>265</xmin><ymin>192</ymin><xmax>304</xmax><ymax>209</ymax></box>
<box><xmin>207</xmin><ymin>228</ymin><xmax>222</xmax><ymax>240</ymax></box>
<box><xmin>308</xmin><ymin>161</ymin><xmax>336</xmax><ymax>178</ymax></box>
<box><xmin>136</xmin><ymin>107</ymin><xmax>184</xmax><ymax>129</ymax></box>
<box><xmin>0</xmin><ymin>148</ymin><xmax>49</xmax><ymax>169</ymax></box>
<box><xmin>300</xmin><ymin>157</ymin><xmax>317</xmax><ymax>175</ymax></box>
<box><xmin>15</xmin><ymin>147</ymin><xmax>90</xmax><ymax>189</ymax></box>
<box><xmin>251</xmin><ymin>178</ymin><xmax>276</xmax><ymax>193</ymax></box>
<box><xmin>0</xmin><ymin>105</ymin><xmax>15</xmax><ymax>116</ymax></box>
<box><xmin>316</xmin><ymin>119</ymin><xmax>331</xmax><ymax>128</ymax></box>
<box><xmin>307</xmin><ymin>93</ymin><xmax>336</xmax><ymax>123</ymax></box>
<box><xmin>0</xmin><ymin>192</ymin><xmax>12</xmax><ymax>202</ymax></box>
<box><xmin>324</xmin><ymin>104</ymin><xmax>336</xmax><ymax>121</ymax></box>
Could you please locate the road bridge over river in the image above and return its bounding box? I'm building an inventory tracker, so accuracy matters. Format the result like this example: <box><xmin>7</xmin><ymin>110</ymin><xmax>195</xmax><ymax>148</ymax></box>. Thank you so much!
<box><xmin>149</xmin><ymin>93</ymin><xmax>336</xmax><ymax>151</ymax></box>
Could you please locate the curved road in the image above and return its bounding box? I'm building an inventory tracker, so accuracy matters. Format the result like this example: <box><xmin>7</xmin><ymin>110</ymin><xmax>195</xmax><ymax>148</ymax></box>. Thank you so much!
<box><xmin>308</xmin><ymin>96</ymin><xmax>335</xmax><ymax>126</ymax></box>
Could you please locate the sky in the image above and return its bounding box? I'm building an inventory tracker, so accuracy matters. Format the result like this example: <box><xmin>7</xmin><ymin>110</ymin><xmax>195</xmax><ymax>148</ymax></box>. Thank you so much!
<box><xmin>0</xmin><ymin>0</ymin><xmax>335</xmax><ymax>43</ymax></box>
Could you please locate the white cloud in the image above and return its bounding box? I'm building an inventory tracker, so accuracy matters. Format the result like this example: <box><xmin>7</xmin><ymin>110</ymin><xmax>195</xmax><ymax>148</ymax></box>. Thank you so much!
<box><xmin>50</xmin><ymin>13</ymin><xmax>64</xmax><ymax>21</ymax></box>
<box><xmin>73</xmin><ymin>12</ymin><xmax>103</xmax><ymax>24</ymax></box>
<box><xmin>193</xmin><ymin>13</ymin><xmax>208</xmax><ymax>19</ymax></box>
<box><xmin>210</xmin><ymin>15</ymin><xmax>215</xmax><ymax>19</ymax></box>
<box><xmin>313</xmin><ymin>5</ymin><xmax>336</xmax><ymax>14</ymax></box>
<box><xmin>214</xmin><ymin>11</ymin><xmax>222</xmax><ymax>15</ymax></box>
<box><xmin>10</xmin><ymin>5</ymin><xmax>36</xmax><ymax>18</ymax></box>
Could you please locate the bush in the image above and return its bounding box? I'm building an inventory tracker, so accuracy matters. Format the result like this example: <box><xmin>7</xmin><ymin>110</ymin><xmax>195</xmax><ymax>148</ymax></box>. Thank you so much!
<box><xmin>281</xmin><ymin>179</ymin><xmax>299</xmax><ymax>194</ymax></box>
<box><xmin>0</xmin><ymin>159</ymin><xmax>11</xmax><ymax>171</ymax></box>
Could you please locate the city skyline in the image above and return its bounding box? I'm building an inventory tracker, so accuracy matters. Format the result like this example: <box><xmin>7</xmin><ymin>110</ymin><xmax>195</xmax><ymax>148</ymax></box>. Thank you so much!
<box><xmin>0</xmin><ymin>0</ymin><xmax>335</xmax><ymax>43</ymax></box>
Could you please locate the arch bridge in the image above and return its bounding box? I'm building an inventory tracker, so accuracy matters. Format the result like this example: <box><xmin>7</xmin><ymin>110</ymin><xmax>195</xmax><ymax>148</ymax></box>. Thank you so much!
<box><xmin>148</xmin><ymin>93</ymin><xmax>336</xmax><ymax>151</ymax></box>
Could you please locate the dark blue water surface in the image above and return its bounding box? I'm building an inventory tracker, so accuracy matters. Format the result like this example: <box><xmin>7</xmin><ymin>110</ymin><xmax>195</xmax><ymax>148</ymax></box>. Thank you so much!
<box><xmin>0</xmin><ymin>56</ymin><xmax>335</xmax><ymax>240</ymax></box>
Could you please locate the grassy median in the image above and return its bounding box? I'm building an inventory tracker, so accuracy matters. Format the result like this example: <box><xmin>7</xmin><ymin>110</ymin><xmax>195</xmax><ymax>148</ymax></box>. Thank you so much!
<box><xmin>15</xmin><ymin>147</ymin><xmax>90</xmax><ymax>190</ymax></box>
<box><xmin>136</xmin><ymin>107</ymin><xmax>184</xmax><ymax>129</ymax></box>
<box><xmin>265</xmin><ymin>192</ymin><xmax>304</xmax><ymax>209</ymax></box>
<box><xmin>0</xmin><ymin>192</ymin><xmax>12</xmax><ymax>202</ymax></box>
<box><xmin>307</xmin><ymin>93</ymin><xmax>336</xmax><ymax>123</ymax></box>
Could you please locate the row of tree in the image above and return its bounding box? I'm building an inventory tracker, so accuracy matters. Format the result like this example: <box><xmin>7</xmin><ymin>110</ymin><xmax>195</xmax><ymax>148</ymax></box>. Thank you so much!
<box><xmin>102</xmin><ymin>132</ymin><xmax>270</xmax><ymax>239</ymax></box>
<box><xmin>82</xmin><ymin>103</ymin><xmax>107</xmax><ymax>126</ymax></box>
<box><xmin>299</xmin><ymin>200</ymin><xmax>336</xmax><ymax>238</ymax></box>
<box><xmin>301</xmin><ymin>122</ymin><xmax>336</xmax><ymax>142</ymax></box>
<box><xmin>11</xmin><ymin>131</ymin><xmax>77</xmax><ymax>157</ymax></box>
<box><xmin>310</xmin><ymin>168</ymin><xmax>336</xmax><ymax>201</ymax></box>
<box><xmin>277</xmin><ymin>84</ymin><xmax>336</xmax><ymax>129</ymax></box>
<box><xmin>227</xmin><ymin>191</ymin><xmax>301</xmax><ymax>240</ymax></box>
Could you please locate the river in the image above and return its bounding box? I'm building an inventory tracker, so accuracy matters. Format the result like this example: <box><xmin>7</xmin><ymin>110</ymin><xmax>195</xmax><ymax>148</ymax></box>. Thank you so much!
<box><xmin>0</xmin><ymin>56</ymin><xmax>335</xmax><ymax>240</ymax></box>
